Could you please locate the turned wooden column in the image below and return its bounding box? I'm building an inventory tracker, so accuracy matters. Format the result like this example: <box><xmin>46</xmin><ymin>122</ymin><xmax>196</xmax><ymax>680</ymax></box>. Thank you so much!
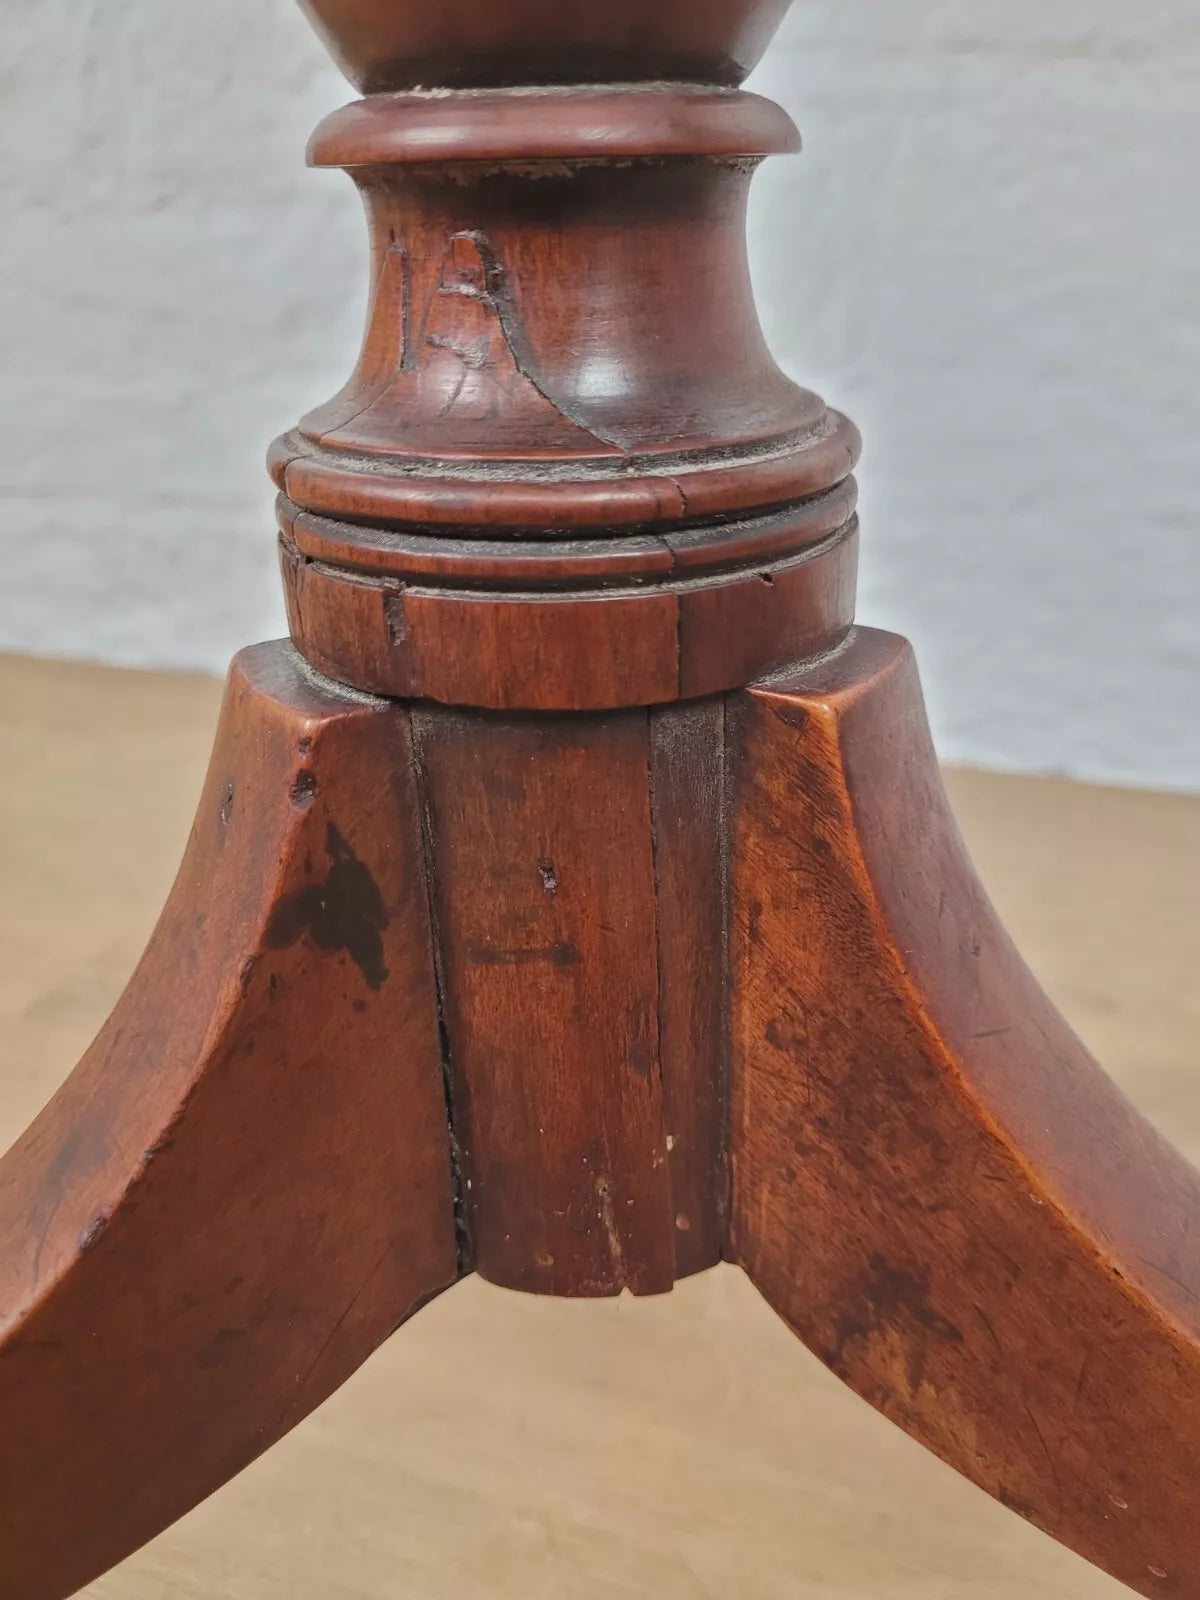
<box><xmin>263</xmin><ymin>2</ymin><xmax>859</xmax><ymax>1299</ymax></box>
<box><xmin>258</xmin><ymin>3</ymin><xmax>855</xmax><ymax>1302</ymax></box>
<box><xmin>271</xmin><ymin>23</ymin><xmax>859</xmax><ymax>710</ymax></box>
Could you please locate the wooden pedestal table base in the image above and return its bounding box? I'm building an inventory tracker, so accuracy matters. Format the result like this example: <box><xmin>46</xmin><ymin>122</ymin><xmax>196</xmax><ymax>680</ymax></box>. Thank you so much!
<box><xmin>0</xmin><ymin>648</ymin><xmax>459</xmax><ymax>1598</ymax></box>
<box><xmin>4</xmin><ymin>636</ymin><xmax>1198</xmax><ymax>1599</ymax></box>
<box><xmin>1</xmin><ymin>2</ymin><xmax>1194</xmax><ymax>1597</ymax></box>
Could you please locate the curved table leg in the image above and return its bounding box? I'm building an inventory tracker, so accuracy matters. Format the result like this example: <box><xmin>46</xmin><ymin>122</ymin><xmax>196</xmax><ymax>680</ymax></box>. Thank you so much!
<box><xmin>0</xmin><ymin>643</ymin><xmax>460</xmax><ymax>1599</ymax></box>
<box><xmin>728</xmin><ymin>628</ymin><xmax>1200</xmax><ymax>1600</ymax></box>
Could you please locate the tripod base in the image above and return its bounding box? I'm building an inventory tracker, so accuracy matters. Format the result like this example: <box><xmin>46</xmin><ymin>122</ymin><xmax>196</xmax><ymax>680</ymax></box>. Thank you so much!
<box><xmin>0</xmin><ymin>647</ymin><xmax>460</xmax><ymax>1599</ymax></box>
<box><xmin>730</xmin><ymin>634</ymin><xmax>1200</xmax><ymax>1600</ymax></box>
<box><xmin>2</xmin><ymin>634</ymin><xmax>1198</xmax><ymax>1600</ymax></box>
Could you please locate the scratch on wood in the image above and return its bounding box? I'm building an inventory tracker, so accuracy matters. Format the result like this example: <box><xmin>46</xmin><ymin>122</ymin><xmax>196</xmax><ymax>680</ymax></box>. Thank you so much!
<box><xmin>464</xmin><ymin>941</ymin><xmax>579</xmax><ymax>967</ymax></box>
<box><xmin>409</xmin><ymin>710</ymin><xmax>473</xmax><ymax>1276</ymax></box>
<box><xmin>596</xmin><ymin>1176</ymin><xmax>626</xmax><ymax>1286</ymax></box>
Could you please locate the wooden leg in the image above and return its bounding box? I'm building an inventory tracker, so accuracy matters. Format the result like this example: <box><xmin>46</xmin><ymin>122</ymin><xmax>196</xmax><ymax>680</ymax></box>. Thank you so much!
<box><xmin>727</xmin><ymin>627</ymin><xmax>1200</xmax><ymax>1600</ymax></box>
<box><xmin>0</xmin><ymin>643</ymin><xmax>460</xmax><ymax>1600</ymax></box>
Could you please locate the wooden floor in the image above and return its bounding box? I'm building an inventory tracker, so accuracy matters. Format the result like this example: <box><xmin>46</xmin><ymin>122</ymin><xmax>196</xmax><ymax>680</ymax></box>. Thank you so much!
<box><xmin>2</xmin><ymin>649</ymin><xmax>1198</xmax><ymax>1600</ymax></box>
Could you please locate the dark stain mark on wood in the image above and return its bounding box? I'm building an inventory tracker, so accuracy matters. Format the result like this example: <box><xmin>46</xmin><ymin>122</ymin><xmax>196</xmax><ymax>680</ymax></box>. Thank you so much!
<box><xmin>44</xmin><ymin>1127</ymin><xmax>84</xmax><ymax>1198</ymax></box>
<box><xmin>290</xmin><ymin>770</ymin><xmax>318</xmax><ymax>808</ymax></box>
<box><xmin>764</xmin><ymin>1015</ymin><xmax>796</xmax><ymax>1052</ymax></box>
<box><xmin>830</xmin><ymin>1253</ymin><xmax>964</xmax><ymax>1397</ymax></box>
<box><xmin>998</xmin><ymin>1485</ymin><xmax>1039</xmax><ymax>1520</ymax></box>
<box><xmin>195</xmin><ymin>1327</ymin><xmax>247</xmax><ymax>1371</ymax></box>
<box><xmin>266</xmin><ymin>824</ymin><xmax>389</xmax><ymax>990</ymax></box>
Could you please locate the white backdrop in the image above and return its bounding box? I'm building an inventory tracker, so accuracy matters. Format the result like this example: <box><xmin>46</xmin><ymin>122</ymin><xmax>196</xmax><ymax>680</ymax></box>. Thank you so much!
<box><xmin>1</xmin><ymin>0</ymin><xmax>1197</xmax><ymax>790</ymax></box>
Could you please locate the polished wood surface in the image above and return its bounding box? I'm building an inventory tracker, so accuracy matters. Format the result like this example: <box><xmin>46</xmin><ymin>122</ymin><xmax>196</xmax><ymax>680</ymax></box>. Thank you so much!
<box><xmin>10</xmin><ymin>633</ymin><xmax>1198</xmax><ymax>1597</ymax></box>
<box><xmin>0</xmin><ymin>646</ymin><xmax>459</xmax><ymax>1597</ymax></box>
<box><xmin>272</xmin><ymin>54</ymin><xmax>859</xmax><ymax>710</ymax></box>
<box><xmin>3</xmin><ymin>0</ymin><xmax>1195</xmax><ymax>1593</ymax></box>
<box><xmin>412</xmin><ymin>701</ymin><xmax>726</xmax><ymax>1294</ymax></box>
<box><xmin>298</xmin><ymin>0</ymin><xmax>793</xmax><ymax>92</ymax></box>
<box><xmin>729</xmin><ymin>631</ymin><xmax>1200</xmax><ymax>1598</ymax></box>
<box><xmin>6</xmin><ymin>652</ymin><xmax>1198</xmax><ymax>1600</ymax></box>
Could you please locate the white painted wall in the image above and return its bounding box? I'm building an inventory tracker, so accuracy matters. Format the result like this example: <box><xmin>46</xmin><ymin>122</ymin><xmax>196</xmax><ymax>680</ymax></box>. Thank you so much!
<box><xmin>1</xmin><ymin>0</ymin><xmax>1197</xmax><ymax>790</ymax></box>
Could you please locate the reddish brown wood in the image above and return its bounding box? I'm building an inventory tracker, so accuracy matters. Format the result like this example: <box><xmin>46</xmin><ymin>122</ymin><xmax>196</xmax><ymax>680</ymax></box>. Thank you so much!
<box><xmin>270</xmin><ymin>77</ymin><xmax>861</xmax><ymax>709</ymax></box>
<box><xmin>0</xmin><ymin>644</ymin><xmax>459</xmax><ymax>1599</ymax></box>
<box><xmin>411</xmin><ymin>703</ymin><xmax>725</xmax><ymax>1294</ymax></box>
<box><xmin>281</xmin><ymin>484</ymin><xmax>858</xmax><ymax>584</ymax></box>
<box><xmin>271</xmin><ymin>428</ymin><xmax>859</xmax><ymax>535</ymax></box>
<box><xmin>298</xmin><ymin>0</ymin><xmax>794</xmax><ymax>92</ymax></box>
<box><xmin>728</xmin><ymin>628</ymin><xmax>1200</xmax><ymax>1600</ymax></box>
<box><xmin>307</xmin><ymin>85</ymin><xmax>801</xmax><ymax>165</ymax></box>
<box><xmin>649</xmin><ymin>700</ymin><xmax>729</xmax><ymax>1280</ymax></box>
<box><xmin>10</xmin><ymin>2</ymin><xmax>1197</xmax><ymax>1595</ymax></box>
<box><xmin>279</xmin><ymin>514</ymin><xmax>857</xmax><ymax>712</ymax></box>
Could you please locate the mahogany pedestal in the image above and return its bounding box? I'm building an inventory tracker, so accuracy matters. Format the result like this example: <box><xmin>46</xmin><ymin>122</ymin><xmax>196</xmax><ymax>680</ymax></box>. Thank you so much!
<box><xmin>2</xmin><ymin>5</ymin><xmax>1195</xmax><ymax>1598</ymax></box>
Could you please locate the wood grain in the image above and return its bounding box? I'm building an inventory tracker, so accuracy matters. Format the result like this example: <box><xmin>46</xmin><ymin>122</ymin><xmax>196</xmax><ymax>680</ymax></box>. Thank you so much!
<box><xmin>11</xmin><ymin>650</ymin><xmax>1196</xmax><ymax>1600</ymax></box>
<box><xmin>649</xmin><ymin>699</ymin><xmax>728</xmax><ymax>1278</ymax></box>
<box><xmin>269</xmin><ymin>67</ymin><xmax>861</xmax><ymax>710</ymax></box>
<box><xmin>280</xmin><ymin>519</ymin><xmax>858</xmax><ymax>712</ymax></box>
<box><xmin>411</xmin><ymin>702</ymin><xmax>727</xmax><ymax>1295</ymax></box>
<box><xmin>298</xmin><ymin>0</ymin><xmax>794</xmax><ymax>92</ymax></box>
<box><xmin>10</xmin><ymin>0</ymin><xmax>1196</xmax><ymax>1592</ymax></box>
<box><xmin>0</xmin><ymin>643</ymin><xmax>459</xmax><ymax>1599</ymax></box>
<box><xmin>729</xmin><ymin>628</ymin><xmax>1200</xmax><ymax>1600</ymax></box>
